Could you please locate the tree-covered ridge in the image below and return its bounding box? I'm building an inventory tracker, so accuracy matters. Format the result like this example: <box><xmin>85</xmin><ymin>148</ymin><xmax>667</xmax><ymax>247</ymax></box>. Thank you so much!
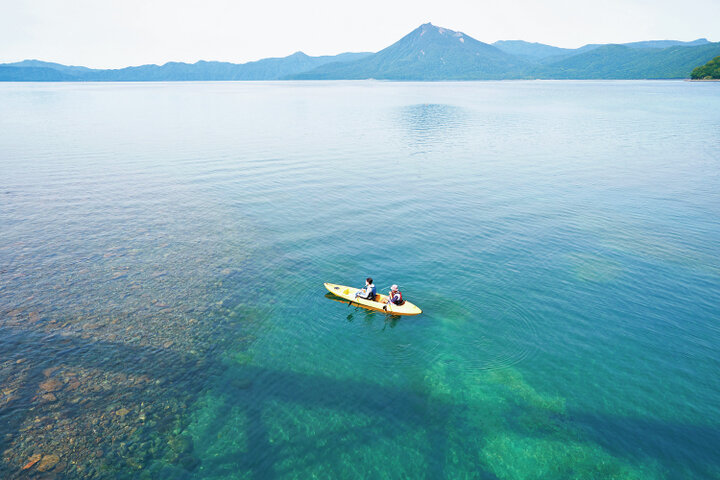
<box><xmin>530</xmin><ymin>44</ymin><xmax>720</xmax><ymax>79</ymax></box>
<box><xmin>691</xmin><ymin>56</ymin><xmax>720</xmax><ymax>79</ymax></box>
<box><xmin>2</xmin><ymin>24</ymin><xmax>719</xmax><ymax>81</ymax></box>
<box><xmin>0</xmin><ymin>52</ymin><xmax>372</xmax><ymax>81</ymax></box>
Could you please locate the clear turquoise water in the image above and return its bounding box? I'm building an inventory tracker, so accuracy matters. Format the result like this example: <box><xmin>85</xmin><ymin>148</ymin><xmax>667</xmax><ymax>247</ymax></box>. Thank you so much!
<box><xmin>1</xmin><ymin>81</ymin><xmax>719</xmax><ymax>479</ymax></box>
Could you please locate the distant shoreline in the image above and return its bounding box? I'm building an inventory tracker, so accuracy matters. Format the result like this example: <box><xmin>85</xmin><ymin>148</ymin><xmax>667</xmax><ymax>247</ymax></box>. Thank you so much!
<box><xmin>0</xmin><ymin>78</ymin><xmax>697</xmax><ymax>84</ymax></box>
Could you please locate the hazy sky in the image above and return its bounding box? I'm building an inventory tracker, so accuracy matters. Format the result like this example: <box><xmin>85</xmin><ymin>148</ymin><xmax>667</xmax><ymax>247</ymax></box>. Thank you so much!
<box><xmin>1</xmin><ymin>0</ymin><xmax>718</xmax><ymax>68</ymax></box>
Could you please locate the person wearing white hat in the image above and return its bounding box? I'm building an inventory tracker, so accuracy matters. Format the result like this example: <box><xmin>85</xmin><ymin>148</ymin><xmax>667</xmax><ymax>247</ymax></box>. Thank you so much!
<box><xmin>385</xmin><ymin>285</ymin><xmax>403</xmax><ymax>307</ymax></box>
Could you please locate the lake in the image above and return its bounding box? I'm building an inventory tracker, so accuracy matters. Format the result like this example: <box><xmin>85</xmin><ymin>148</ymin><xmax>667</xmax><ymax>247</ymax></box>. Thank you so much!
<box><xmin>1</xmin><ymin>80</ymin><xmax>719</xmax><ymax>479</ymax></box>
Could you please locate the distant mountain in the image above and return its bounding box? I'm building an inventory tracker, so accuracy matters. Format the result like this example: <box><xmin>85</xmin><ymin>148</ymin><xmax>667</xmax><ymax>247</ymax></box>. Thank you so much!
<box><xmin>492</xmin><ymin>41</ymin><xmax>576</xmax><ymax>60</ymax></box>
<box><xmin>0</xmin><ymin>51</ymin><xmax>371</xmax><ymax>81</ymax></box>
<box><xmin>0</xmin><ymin>65</ymin><xmax>76</xmax><ymax>81</ymax></box>
<box><xmin>4</xmin><ymin>59</ymin><xmax>95</xmax><ymax>74</ymax></box>
<box><xmin>493</xmin><ymin>38</ymin><xmax>713</xmax><ymax>62</ymax></box>
<box><xmin>81</xmin><ymin>52</ymin><xmax>372</xmax><ymax>81</ymax></box>
<box><xmin>590</xmin><ymin>38</ymin><xmax>710</xmax><ymax>50</ymax></box>
<box><xmin>1</xmin><ymin>25</ymin><xmax>717</xmax><ymax>81</ymax></box>
<box><xmin>293</xmin><ymin>26</ymin><xmax>720</xmax><ymax>80</ymax></box>
<box><xmin>691</xmin><ymin>55</ymin><xmax>720</xmax><ymax>79</ymax></box>
<box><xmin>530</xmin><ymin>42</ymin><xmax>720</xmax><ymax>79</ymax></box>
<box><xmin>290</xmin><ymin>23</ymin><xmax>529</xmax><ymax>80</ymax></box>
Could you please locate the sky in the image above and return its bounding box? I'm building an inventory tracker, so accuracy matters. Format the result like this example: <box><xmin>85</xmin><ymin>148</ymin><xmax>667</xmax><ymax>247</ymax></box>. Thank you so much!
<box><xmin>1</xmin><ymin>0</ymin><xmax>718</xmax><ymax>68</ymax></box>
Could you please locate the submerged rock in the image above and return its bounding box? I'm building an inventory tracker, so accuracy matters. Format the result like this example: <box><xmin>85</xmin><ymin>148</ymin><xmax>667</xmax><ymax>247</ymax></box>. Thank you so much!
<box><xmin>36</xmin><ymin>453</ymin><xmax>60</xmax><ymax>472</ymax></box>
<box><xmin>22</xmin><ymin>453</ymin><xmax>42</xmax><ymax>470</ymax></box>
<box><xmin>66</xmin><ymin>378</ymin><xmax>81</xmax><ymax>391</ymax></box>
<box><xmin>39</xmin><ymin>378</ymin><xmax>63</xmax><ymax>392</ymax></box>
<box><xmin>172</xmin><ymin>435</ymin><xmax>193</xmax><ymax>453</ymax></box>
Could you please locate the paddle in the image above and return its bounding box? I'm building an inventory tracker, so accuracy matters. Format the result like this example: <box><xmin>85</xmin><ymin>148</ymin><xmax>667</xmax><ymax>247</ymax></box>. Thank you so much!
<box><xmin>350</xmin><ymin>284</ymin><xmax>367</xmax><ymax>307</ymax></box>
<box><xmin>381</xmin><ymin>286</ymin><xmax>393</xmax><ymax>313</ymax></box>
<box><xmin>348</xmin><ymin>287</ymin><xmax>360</xmax><ymax>307</ymax></box>
<box><xmin>382</xmin><ymin>286</ymin><xmax>400</xmax><ymax>313</ymax></box>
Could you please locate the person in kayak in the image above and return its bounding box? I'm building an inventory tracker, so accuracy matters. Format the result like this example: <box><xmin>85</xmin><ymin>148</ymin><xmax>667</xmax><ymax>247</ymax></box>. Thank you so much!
<box><xmin>384</xmin><ymin>285</ymin><xmax>403</xmax><ymax>307</ymax></box>
<box><xmin>355</xmin><ymin>277</ymin><xmax>376</xmax><ymax>301</ymax></box>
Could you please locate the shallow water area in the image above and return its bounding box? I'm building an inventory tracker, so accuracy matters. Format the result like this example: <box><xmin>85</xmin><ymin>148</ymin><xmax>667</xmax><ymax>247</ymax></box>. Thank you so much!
<box><xmin>1</xmin><ymin>80</ymin><xmax>720</xmax><ymax>479</ymax></box>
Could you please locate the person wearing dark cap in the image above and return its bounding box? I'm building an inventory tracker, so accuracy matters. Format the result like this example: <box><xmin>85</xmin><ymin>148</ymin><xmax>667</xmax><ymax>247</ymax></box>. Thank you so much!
<box><xmin>355</xmin><ymin>277</ymin><xmax>376</xmax><ymax>301</ymax></box>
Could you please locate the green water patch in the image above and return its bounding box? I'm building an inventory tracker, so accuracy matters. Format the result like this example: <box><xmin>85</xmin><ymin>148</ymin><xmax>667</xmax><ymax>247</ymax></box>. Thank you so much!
<box><xmin>185</xmin><ymin>392</ymin><xmax>251</xmax><ymax>480</ymax></box>
<box><xmin>595</xmin><ymin>221</ymin><xmax>720</xmax><ymax>278</ymax></box>
<box><xmin>183</xmin><ymin>369</ymin><xmax>432</xmax><ymax>478</ymax></box>
<box><xmin>420</xmin><ymin>290</ymin><xmax>541</xmax><ymax>373</ymax></box>
<box><xmin>481</xmin><ymin>434</ymin><xmax>652</xmax><ymax>480</ymax></box>
<box><xmin>181</xmin><ymin>336</ymin><xmax>662</xmax><ymax>479</ymax></box>
<box><xmin>422</xmin><ymin>359</ymin><xmax>662</xmax><ymax>479</ymax></box>
<box><xmin>423</xmin><ymin>293</ymin><xmax>475</xmax><ymax>326</ymax></box>
<box><xmin>565</xmin><ymin>252</ymin><xmax>624</xmax><ymax>284</ymax></box>
<box><xmin>263</xmin><ymin>399</ymin><xmax>429</xmax><ymax>479</ymax></box>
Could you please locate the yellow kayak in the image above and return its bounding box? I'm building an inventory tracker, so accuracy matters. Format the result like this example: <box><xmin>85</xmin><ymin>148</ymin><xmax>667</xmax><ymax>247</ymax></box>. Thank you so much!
<box><xmin>323</xmin><ymin>282</ymin><xmax>422</xmax><ymax>316</ymax></box>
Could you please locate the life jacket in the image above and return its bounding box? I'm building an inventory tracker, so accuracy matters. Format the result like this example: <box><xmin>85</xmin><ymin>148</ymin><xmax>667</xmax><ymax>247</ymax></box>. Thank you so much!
<box><xmin>367</xmin><ymin>284</ymin><xmax>377</xmax><ymax>300</ymax></box>
<box><xmin>390</xmin><ymin>289</ymin><xmax>403</xmax><ymax>304</ymax></box>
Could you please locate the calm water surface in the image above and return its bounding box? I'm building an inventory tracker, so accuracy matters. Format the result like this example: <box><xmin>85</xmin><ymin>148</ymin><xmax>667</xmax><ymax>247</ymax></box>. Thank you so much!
<box><xmin>1</xmin><ymin>81</ymin><xmax>719</xmax><ymax>479</ymax></box>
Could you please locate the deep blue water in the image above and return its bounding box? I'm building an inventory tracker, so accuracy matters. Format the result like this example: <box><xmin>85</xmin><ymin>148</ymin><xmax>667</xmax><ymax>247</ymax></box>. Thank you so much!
<box><xmin>1</xmin><ymin>80</ymin><xmax>719</xmax><ymax>479</ymax></box>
